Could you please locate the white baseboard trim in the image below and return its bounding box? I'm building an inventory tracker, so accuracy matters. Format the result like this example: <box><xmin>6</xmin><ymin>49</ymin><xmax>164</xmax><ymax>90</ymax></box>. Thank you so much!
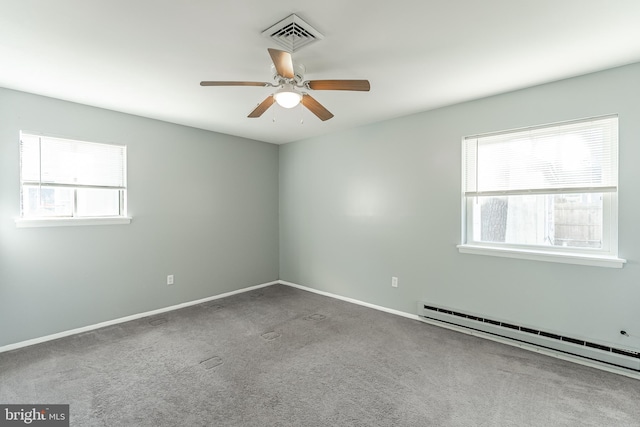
<box><xmin>278</xmin><ymin>280</ymin><xmax>421</xmax><ymax>321</ymax></box>
<box><xmin>278</xmin><ymin>280</ymin><xmax>640</xmax><ymax>381</ymax></box>
<box><xmin>5</xmin><ymin>278</ymin><xmax>639</xmax><ymax>380</ymax></box>
<box><xmin>0</xmin><ymin>280</ymin><xmax>279</xmax><ymax>354</ymax></box>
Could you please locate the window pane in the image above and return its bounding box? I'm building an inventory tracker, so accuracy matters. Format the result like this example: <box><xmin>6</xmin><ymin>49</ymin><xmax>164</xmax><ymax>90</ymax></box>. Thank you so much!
<box><xmin>464</xmin><ymin>116</ymin><xmax>617</xmax><ymax>194</ymax></box>
<box><xmin>21</xmin><ymin>186</ymin><xmax>74</xmax><ymax>217</ymax></box>
<box><xmin>473</xmin><ymin>193</ymin><xmax>603</xmax><ymax>249</ymax></box>
<box><xmin>20</xmin><ymin>134</ymin><xmax>41</xmax><ymax>182</ymax></box>
<box><xmin>76</xmin><ymin>188</ymin><xmax>121</xmax><ymax>217</ymax></box>
<box><xmin>19</xmin><ymin>132</ymin><xmax>127</xmax><ymax>220</ymax></box>
<box><xmin>39</xmin><ymin>138</ymin><xmax>126</xmax><ymax>187</ymax></box>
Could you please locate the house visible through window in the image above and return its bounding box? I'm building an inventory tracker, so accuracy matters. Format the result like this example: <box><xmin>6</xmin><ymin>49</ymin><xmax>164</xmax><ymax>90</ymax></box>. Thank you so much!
<box><xmin>459</xmin><ymin>115</ymin><xmax>623</xmax><ymax>267</ymax></box>
<box><xmin>19</xmin><ymin>132</ymin><xmax>127</xmax><ymax>221</ymax></box>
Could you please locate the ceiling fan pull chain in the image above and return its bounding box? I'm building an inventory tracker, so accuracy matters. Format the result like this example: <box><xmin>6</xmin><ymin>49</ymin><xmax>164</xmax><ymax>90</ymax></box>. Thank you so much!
<box><xmin>300</xmin><ymin>103</ymin><xmax>304</xmax><ymax>125</ymax></box>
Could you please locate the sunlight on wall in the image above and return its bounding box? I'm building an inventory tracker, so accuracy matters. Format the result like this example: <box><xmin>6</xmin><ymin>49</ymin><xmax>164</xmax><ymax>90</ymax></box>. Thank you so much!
<box><xmin>345</xmin><ymin>180</ymin><xmax>386</xmax><ymax>218</ymax></box>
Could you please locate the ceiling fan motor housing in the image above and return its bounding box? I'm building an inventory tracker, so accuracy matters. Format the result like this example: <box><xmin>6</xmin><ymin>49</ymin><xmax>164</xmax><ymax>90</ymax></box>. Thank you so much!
<box><xmin>271</xmin><ymin>63</ymin><xmax>306</xmax><ymax>85</ymax></box>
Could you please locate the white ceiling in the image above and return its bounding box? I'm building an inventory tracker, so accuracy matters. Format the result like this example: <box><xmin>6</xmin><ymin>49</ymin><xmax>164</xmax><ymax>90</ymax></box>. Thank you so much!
<box><xmin>2</xmin><ymin>1</ymin><xmax>640</xmax><ymax>144</ymax></box>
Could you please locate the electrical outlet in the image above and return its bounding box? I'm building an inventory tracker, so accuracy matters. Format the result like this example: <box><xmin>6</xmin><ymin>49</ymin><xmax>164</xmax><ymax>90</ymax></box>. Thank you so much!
<box><xmin>391</xmin><ymin>277</ymin><xmax>398</xmax><ymax>288</ymax></box>
<box><xmin>167</xmin><ymin>275</ymin><xmax>174</xmax><ymax>285</ymax></box>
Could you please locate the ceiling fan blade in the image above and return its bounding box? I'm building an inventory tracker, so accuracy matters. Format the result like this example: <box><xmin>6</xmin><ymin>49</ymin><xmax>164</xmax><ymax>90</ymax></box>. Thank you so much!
<box><xmin>248</xmin><ymin>95</ymin><xmax>275</xmax><ymax>118</ymax></box>
<box><xmin>301</xmin><ymin>94</ymin><xmax>334</xmax><ymax>121</ymax></box>
<box><xmin>268</xmin><ymin>48</ymin><xmax>295</xmax><ymax>79</ymax></box>
<box><xmin>200</xmin><ymin>81</ymin><xmax>270</xmax><ymax>87</ymax></box>
<box><xmin>305</xmin><ymin>80</ymin><xmax>371</xmax><ymax>91</ymax></box>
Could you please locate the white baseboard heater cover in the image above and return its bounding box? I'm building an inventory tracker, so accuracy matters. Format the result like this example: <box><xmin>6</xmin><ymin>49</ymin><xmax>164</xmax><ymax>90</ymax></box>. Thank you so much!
<box><xmin>417</xmin><ymin>302</ymin><xmax>640</xmax><ymax>372</ymax></box>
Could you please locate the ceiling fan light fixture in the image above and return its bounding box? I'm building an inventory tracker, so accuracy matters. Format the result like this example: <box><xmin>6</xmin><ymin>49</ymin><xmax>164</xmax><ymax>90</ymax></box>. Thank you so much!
<box><xmin>274</xmin><ymin>85</ymin><xmax>302</xmax><ymax>108</ymax></box>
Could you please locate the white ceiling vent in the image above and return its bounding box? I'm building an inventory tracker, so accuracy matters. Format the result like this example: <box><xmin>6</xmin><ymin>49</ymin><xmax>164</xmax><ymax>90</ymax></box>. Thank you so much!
<box><xmin>262</xmin><ymin>14</ymin><xmax>324</xmax><ymax>53</ymax></box>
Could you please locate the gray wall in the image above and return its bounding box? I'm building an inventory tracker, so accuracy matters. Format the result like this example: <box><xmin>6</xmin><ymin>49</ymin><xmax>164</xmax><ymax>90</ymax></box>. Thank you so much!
<box><xmin>0</xmin><ymin>88</ymin><xmax>279</xmax><ymax>347</ymax></box>
<box><xmin>279</xmin><ymin>62</ymin><xmax>640</xmax><ymax>352</ymax></box>
<box><xmin>4</xmin><ymin>63</ymin><xmax>639</xmax><ymax>353</ymax></box>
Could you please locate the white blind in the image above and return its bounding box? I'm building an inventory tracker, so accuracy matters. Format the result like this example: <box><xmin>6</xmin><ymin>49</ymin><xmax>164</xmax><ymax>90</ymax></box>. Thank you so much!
<box><xmin>464</xmin><ymin>116</ymin><xmax>618</xmax><ymax>196</ymax></box>
<box><xmin>20</xmin><ymin>133</ymin><xmax>126</xmax><ymax>189</ymax></box>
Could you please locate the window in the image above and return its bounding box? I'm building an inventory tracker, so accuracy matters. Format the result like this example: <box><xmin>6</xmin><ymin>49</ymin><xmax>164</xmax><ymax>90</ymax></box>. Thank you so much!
<box><xmin>17</xmin><ymin>132</ymin><xmax>129</xmax><ymax>227</ymax></box>
<box><xmin>459</xmin><ymin>116</ymin><xmax>624</xmax><ymax>268</ymax></box>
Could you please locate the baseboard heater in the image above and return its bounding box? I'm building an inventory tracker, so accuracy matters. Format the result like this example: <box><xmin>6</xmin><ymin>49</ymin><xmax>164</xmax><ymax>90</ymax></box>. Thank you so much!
<box><xmin>417</xmin><ymin>303</ymin><xmax>640</xmax><ymax>372</ymax></box>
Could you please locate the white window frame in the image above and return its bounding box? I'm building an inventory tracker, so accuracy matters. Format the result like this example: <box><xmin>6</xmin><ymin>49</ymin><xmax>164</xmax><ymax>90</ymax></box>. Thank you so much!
<box><xmin>458</xmin><ymin>116</ymin><xmax>625</xmax><ymax>268</ymax></box>
<box><xmin>15</xmin><ymin>132</ymin><xmax>131</xmax><ymax>228</ymax></box>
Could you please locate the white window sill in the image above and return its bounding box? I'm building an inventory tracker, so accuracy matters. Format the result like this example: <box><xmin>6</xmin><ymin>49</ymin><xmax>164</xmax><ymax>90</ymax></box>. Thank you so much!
<box><xmin>457</xmin><ymin>244</ymin><xmax>626</xmax><ymax>268</ymax></box>
<box><xmin>15</xmin><ymin>217</ymin><xmax>132</xmax><ymax>228</ymax></box>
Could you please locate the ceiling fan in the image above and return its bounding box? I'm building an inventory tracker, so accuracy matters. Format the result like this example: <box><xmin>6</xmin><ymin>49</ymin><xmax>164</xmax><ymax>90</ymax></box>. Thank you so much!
<box><xmin>200</xmin><ymin>48</ymin><xmax>370</xmax><ymax>121</ymax></box>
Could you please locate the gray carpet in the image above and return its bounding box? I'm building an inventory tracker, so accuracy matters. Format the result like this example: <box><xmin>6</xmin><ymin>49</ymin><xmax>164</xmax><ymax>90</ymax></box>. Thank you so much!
<box><xmin>1</xmin><ymin>284</ymin><xmax>639</xmax><ymax>426</ymax></box>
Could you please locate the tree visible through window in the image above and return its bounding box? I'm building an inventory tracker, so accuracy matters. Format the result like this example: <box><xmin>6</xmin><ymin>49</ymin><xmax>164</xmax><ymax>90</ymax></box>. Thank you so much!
<box><xmin>462</xmin><ymin>116</ymin><xmax>618</xmax><ymax>259</ymax></box>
